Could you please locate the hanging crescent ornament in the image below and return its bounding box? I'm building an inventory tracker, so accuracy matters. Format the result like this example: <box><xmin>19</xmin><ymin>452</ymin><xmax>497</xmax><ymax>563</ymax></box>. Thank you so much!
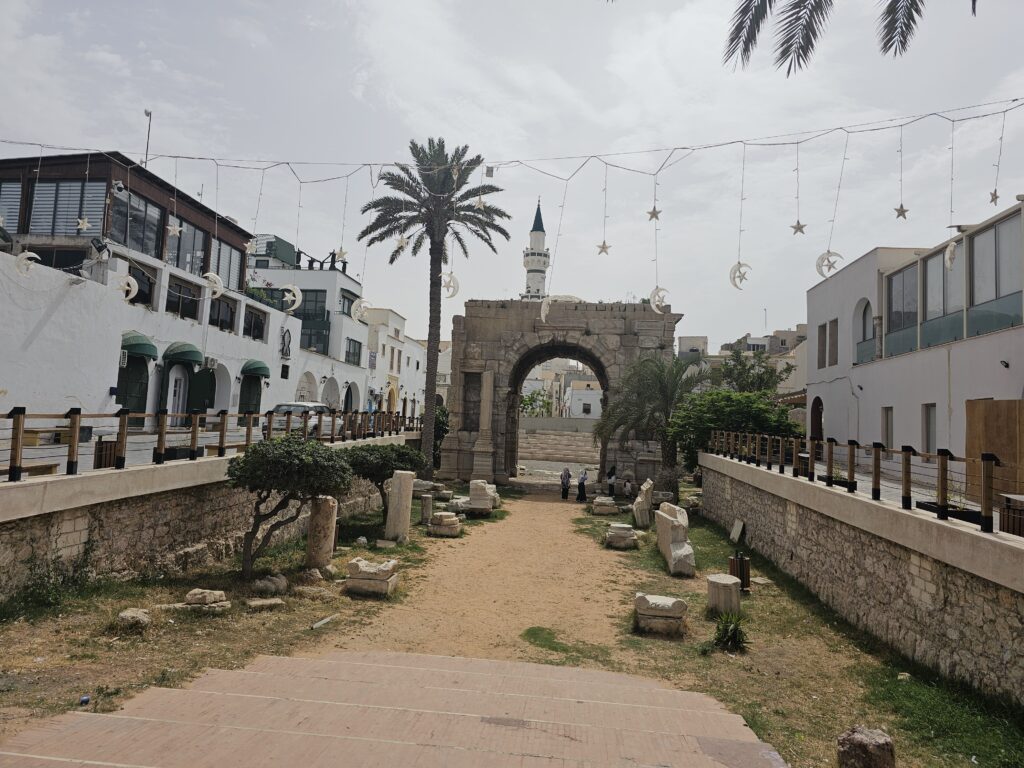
<box><xmin>815</xmin><ymin>250</ymin><xmax>843</xmax><ymax>279</ymax></box>
<box><xmin>540</xmin><ymin>294</ymin><xmax>583</xmax><ymax>324</ymax></box>
<box><xmin>944</xmin><ymin>241</ymin><xmax>958</xmax><ymax>271</ymax></box>
<box><xmin>202</xmin><ymin>271</ymin><xmax>225</xmax><ymax>299</ymax></box>
<box><xmin>649</xmin><ymin>286</ymin><xmax>668</xmax><ymax>314</ymax></box>
<box><xmin>728</xmin><ymin>262</ymin><xmax>751</xmax><ymax>291</ymax></box>
<box><xmin>119</xmin><ymin>274</ymin><xmax>139</xmax><ymax>302</ymax></box>
<box><xmin>282</xmin><ymin>284</ymin><xmax>303</xmax><ymax>314</ymax></box>
<box><xmin>15</xmin><ymin>251</ymin><xmax>41</xmax><ymax>276</ymax></box>
<box><xmin>351</xmin><ymin>298</ymin><xmax>369</xmax><ymax>322</ymax></box>
<box><xmin>441</xmin><ymin>271</ymin><xmax>459</xmax><ymax>299</ymax></box>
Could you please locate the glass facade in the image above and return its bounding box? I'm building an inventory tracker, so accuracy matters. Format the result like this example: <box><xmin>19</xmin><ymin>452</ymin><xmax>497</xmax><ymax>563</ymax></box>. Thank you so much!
<box><xmin>108</xmin><ymin>187</ymin><xmax>164</xmax><ymax>258</ymax></box>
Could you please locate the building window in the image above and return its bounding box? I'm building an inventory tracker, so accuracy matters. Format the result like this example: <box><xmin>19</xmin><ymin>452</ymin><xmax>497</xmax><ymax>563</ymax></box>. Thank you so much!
<box><xmin>210</xmin><ymin>239</ymin><xmax>243</xmax><ymax>292</ymax></box>
<box><xmin>881</xmin><ymin>407</ymin><xmax>894</xmax><ymax>453</ymax></box>
<box><xmin>209</xmin><ymin>296</ymin><xmax>236</xmax><ymax>332</ymax></box>
<box><xmin>108</xmin><ymin>187</ymin><xmax>164</xmax><ymax>258</ymax></box>
<box><xmin>971</xmin><ymin>213</ymin><xmax>1022</xmax><ymax>305</ymax></box>
<box><xmin>861</xmin><ymin>302</ymin><xmax>874</xmax><ymax>340</ymax></box>
<box><xmin>243</xmin><ymin>307</ymin><xmax>266</xmax><ymax>340</ymax></box>
<box><xmin>416</xmin><ymin>360</ymin><xmax>420</xmax><ymax>370</ymax></box>
<box><xmin>816</xmin><ymin>323</ymin><xmax>827</xmax><ymax>369</ymax></box>
<box><xmin>827</xmin><ymin>318</ymin><xmax>838</xmax><ymax>366</ymax></box>
<box><xmin>300</xmin><ymin>328</ymin><xmax>329</xmax><ymax>354</ymax></box>
<box><xmin>340</xmin><ymin>292</ymin><xmax>355</xmax><ymax>316</ymax></box>
<box><xmin>345</xmin><ymin>338</ymin><xmax>362</xmax><ymax>366</ymax></box>
<box><xmin>164</xmin><ymin>215</ymin><xmax>206</xmax><ymax>275</ymax></box>
<box><xmin>165</xmin><ymin>278</ymin><xmax>199</xmax><ymax>320</ymax></box>
<box><xmin>922</xmin><ymin>403</ymin><xmax>936</xmax><ymax>456</ymax></box>
<box><xmin>397</xmin><ymin>352</ymin><xmax>402</xmax><ymax>373</ymax></box>
<box><xmin>128</xmin><ymin>264</ymin><xmax>155</xmax><ymax>307</ymax></box>
<box><xmin>886</xmin><ymin>263</ymin><xmax>918</xmax><ymax>332</ymax></box>
<box><xmin>0</xmin><ymin>181</ymin><xmax>22</xmax><ymax>232</ymax></box>
<box><xmin>29</xmin><ymin>180</ymin><xmax>106</xmax><ymax>237</ymax></box>
<box><xmin>295</xmin><ymin>289</ymin><xmax>326</xmax><ymax>321</ymax></box>
<box><xmin>582</xmin><ymin>402</ymin><xmax>592</xmax><ymax>415</ymax></box>
<box><xmin>254</xmin><ymin>258</ymin><xmax>270</xmax><ymax>269</ymax></box>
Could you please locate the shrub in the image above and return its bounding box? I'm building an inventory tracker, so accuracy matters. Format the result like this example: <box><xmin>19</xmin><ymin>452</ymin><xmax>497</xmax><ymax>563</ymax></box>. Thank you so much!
<box><xmin>227</xmin><ymin>434</ymin><xmax>353</xmax><ymax>579</ymax></box>
<box><xmin>342</xmin><ymin>443</ymin><xmax>428</xmax><ymax>522</ymax></box>
<box><xmin>711</xmin><ymin>612</ymin><xmax>749</xmax><ymax>653</ymax></box>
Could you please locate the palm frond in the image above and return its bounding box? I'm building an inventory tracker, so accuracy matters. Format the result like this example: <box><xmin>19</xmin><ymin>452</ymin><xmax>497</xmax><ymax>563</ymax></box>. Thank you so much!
<box><xmin>878</xmin><ymin>0</ymin><xmax>925</xmax><ymax>56</ymax></box>
<box><xmin>772</xmin><ymin>0</ymin><xmax>835</xmax><ymax>75</ymax></box>
<box><xmin>724</xmin><ymin>0</ymin><xmax>776</xmax><ymax>67</ymax></box>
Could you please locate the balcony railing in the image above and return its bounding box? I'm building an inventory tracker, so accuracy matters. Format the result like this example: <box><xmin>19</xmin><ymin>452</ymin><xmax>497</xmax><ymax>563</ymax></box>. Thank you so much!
<box><xmin>854</xmin><ymin>338</ymin><xmax>876</xmax><ymax>365</ymax></box>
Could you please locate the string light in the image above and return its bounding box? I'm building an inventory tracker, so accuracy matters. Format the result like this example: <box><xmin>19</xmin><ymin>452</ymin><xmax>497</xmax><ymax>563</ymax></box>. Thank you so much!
<box><xmin>791</xmin><ymin>142</ymin><xmax>806</xmax><ymax>234</ymax></box>
<box><xmin>991</xmin><ymin>111</ymin><xmax>1006</xmax><ymax>206</ymax></box>
<box><xmin>597</xmin><ymin>162</ymin><xmax>610</xmax><ymax>255</ymax></box>
<box><xmin>729</xmin><ymin>144</ymin><xmax>750</xmax><ymax>290</ymax></box>
<box><xmin>894</xmin><ymin>126</ymin><xmax>908</xmax><ymax>219</ymax></box>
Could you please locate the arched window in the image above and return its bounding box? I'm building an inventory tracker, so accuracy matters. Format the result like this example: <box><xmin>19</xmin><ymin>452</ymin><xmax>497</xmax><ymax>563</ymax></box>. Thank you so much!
<box><xmin>861</xmin><ymin>301</ymin><xmax>874</xmax><ymax>342</ymax></box>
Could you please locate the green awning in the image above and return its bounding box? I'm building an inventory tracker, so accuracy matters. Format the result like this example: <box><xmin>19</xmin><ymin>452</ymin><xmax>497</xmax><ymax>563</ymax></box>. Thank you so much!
<box><xmin>241</xmin><ymin>359</ymin><xmax>271</xmax><ymax>378</ymax></box>
<box><xmin>163</xmin><ymin>341</ymin><xmax>204</xmax><ymax>366</ymax></box>
<box><xmin>121</xmin><ymin>330</ymin><xmax>157</xmax><ymax>360</ymax></box>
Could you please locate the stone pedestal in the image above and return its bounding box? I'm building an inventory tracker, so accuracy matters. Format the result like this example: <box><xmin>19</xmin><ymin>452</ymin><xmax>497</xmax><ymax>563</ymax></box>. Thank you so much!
<box><xmin>384</xmin><ymin>470</ymin><xmax>415</xmax><ymax>542</ymax></box>
<box><xmin>419</xmin><ymin>494</ymin><xmax>433</xmax><ymax>525</ymax></box>
<box><xmin>655</xmin><ymin>502</ymin><xmax>695</xmax><ymax>577</ymax></box>
<box><xmin>837</xmin><ymin>726</ymin><xmax>895</xmax><ymax>768</ymax></box>
<box><xmin>345</xmin><ymin>557</ymin><xmax>400</xmax><ymax>598</ymax></box>
<box><xmin>634</xmin><ymin>592</ymin><xmax>688</xmax><ymax>636</ymax></box>
<box><xmin>428</xmin><ymin>511</ymin><xmax>462</xmax><ymax>538</ymax></box>
<box><xmin>632</xmin><ymin>479</ymin><xmax>655</xmax><ymax>528</ymax></box>
<box><xmin>707</xmin><ymin>573</ymin><xmax>742</xmax><ymax>615</ymax></box>
<box><xmin>466</xmin><ymin>479</ymin><xmax>499</xmax><ymax>517</ymax></box>
<box><xmin>305</xmin><ymin>495</ymin><xmax>338</xmax><ymax>569</ymax></box>
<box><xmin>471</xmin><ymin>370</ymin><xmax>495</xmax><ymax>481</ymax></box>
<box><xmin>591</xmin><ymin>496</ymin><xmax>618</xmax><ymax>515</ymax></box>
<box><xmin>605</xmin><ymin>523</ymin><xmax>639</xmax><ymax>550</ymax></box>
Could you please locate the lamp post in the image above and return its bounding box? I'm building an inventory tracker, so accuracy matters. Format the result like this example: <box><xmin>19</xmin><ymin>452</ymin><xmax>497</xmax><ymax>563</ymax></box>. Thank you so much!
<box><xmin>143</xmin><ymin>109</ymin><xmax>153</xmax><ymax>167</ymax></box>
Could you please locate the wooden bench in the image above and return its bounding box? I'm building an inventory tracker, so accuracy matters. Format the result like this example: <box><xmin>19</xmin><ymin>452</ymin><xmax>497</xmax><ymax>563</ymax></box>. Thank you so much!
<box><xmin>1</xmin><ymin>462</ymin><xmax>60</xmax><ymax>477</ymax></box>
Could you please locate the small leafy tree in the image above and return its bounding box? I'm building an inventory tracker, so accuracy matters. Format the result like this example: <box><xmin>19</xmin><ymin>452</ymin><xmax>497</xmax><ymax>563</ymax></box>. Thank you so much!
<box><xmin>718</xmin><ymin>347</ymin><xmax>794</xmax><ymax>393</ymax></box>
<box><xmin>433</xmin><ymin>404</ymin><xmax>450</xmax><ymax>469</ymax></box>
<box><xmin>227</xmin><ymin>434</ymin><xmax>353</xmax><ymax>579</ymax></box>
<box><xmin>343</xmin><ymin>443</ymin><xmax>428</xmax><ymax>522</ymax></box>
<box><xmin>669</xmin><ymin>389</ymin><xmax>801</xmax><ymax>471</ymax></box>
<box><xmin>520</xmin><ymin>389</ymin><xmax>552</xmax><ymax>417</ymax></box>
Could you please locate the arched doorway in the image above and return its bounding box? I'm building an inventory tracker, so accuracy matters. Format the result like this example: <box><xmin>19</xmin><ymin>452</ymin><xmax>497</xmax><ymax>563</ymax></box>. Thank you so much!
<box><xmin>322</xmin><ymin>377</ymin><xmax>341</xmax><ymax>409</ymax></box>
<box><xmin>187</xmin><ymin>368</ymin><xmax>217</xmax><ymax>417</ymax></box>
<box><xmin>117</xmin><ymin>331</ymin><xmax>156</xmax><ymax>428</ymax></box>
<box><xmin>238</xmin><ymin>359</ymin><xmax>269</xmax><ymax>423</ymax></box>
<box><xmin>295</xmin><ymin>371</ymin><xmax>318</xmax><ymax>402</ymax></box>
<box><xmin>213</xmin><ymin>363</ymin><xmax>232</xmax><ymax>413</ymax></box>
<box><xmin>387</xmin><ymin>386</ymin><xmax>397</xmax><ymax>413</ymax></box>
<box><xmin>402</xmin><ymin>397</ymin><xmax>408</xmax><ymax>418</ymax></box>
<box><xmin>343</xmin><ymin>383</ymin><xmax>356</xmax><ymax>412</ymax></box>
<box><xmin>811</xmin><ymin>396</ymin><xmax>824</xmax><ymax>441</ymax></box>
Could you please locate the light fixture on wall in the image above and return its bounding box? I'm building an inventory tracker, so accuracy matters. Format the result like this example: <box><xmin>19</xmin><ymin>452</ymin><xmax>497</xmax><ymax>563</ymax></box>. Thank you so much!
<box><xmin>235</xmin><ymin>375</ymin><xmax>242</xmax><ymax>384</ymax></box>
<box><xmin>320</xmin><ymin>375</ymin><xmax>328</xmax><ymax>384</ymax></box>
<box><xmin>1000</xmin><ymin>360</ymin><xmax>1010</xmax><ymax>369</ymax></box>
<box><xmin>263</xmin><ymin>379</ymin><xmax>271</xmax><ymax>389</ymax></box>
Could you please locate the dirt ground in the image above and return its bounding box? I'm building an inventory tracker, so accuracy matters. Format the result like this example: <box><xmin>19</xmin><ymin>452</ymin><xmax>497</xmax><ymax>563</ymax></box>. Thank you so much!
<box><xmin>321</xmin><ymin>486</ymin><xmax>645</xmax><ymax>663</ymax></box>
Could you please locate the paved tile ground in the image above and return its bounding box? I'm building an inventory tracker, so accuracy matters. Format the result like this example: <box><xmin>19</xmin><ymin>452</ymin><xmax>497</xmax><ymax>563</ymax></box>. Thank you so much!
<box><xmin>0</xmin><ymin>651</ymin><xmax>787</xmax><ymax>767</ymax></box>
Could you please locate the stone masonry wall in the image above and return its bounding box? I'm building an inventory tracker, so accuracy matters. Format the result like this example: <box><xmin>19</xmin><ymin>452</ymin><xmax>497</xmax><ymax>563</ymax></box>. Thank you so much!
<box><xmin>0</xmin><ymin>477</ymin><xmax>380</xmax><ymax>601</ymax></box>
<box><xmin>701</xmin><ymin>465</ymin><xmax>1024</xmax><ymax>706</ymax></box>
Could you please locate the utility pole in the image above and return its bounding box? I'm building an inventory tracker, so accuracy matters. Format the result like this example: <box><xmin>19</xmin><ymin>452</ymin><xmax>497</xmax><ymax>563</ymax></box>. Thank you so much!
<box><xmin>143</xmin><ymin>109</ymin><xmax>153</xmax><ymax>167</ymax></box>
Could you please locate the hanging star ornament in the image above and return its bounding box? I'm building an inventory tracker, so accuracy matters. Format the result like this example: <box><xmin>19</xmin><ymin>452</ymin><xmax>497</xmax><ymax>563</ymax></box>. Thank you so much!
<box><xmin>596</xmin><ymin>240</ymin><xmax>610</xmax><ymax>255</ymax></box>
<box><xmin>647</xmin><ymin>205</ymin><xmax>661</xmax><ymax>221</ymax></box>
<box><xmin>473</xmin><ymin>195</ymin><xmax>486</xmax><ymax>210</ymax></box>
<box><xmin>0</xmin><ymin>215</ymin><xmax>5</xmax><ymax>228</ymax></box>
<box><xmin>990</xmin><ymin>189</ymin><xmax>1000</xmax><ymax>206</ymax></box>
<box><xmin>790</xmin><ymin>220</ymin><xmax>806</xmax><ymax>235</ymax></box>
<box><xmin>166</xmin><ymin>221</ymin><xmax>182</xmax><ymax>237</ymax></box>
<box><xmin>76</xmin><ymin>217</ymin><xmax>91</xmax><ymax>231</ymax></box>
<box><xmin>894</xmin><ymin>204</ymin><xmax>908</xmax><ymax>220</ymax></box>
<box><xmin>244</xmin><ymin>238</ymin><xmax>257</xmax><ymax>255</ymax></box>
<box><xmin>397</xmin><ymin>234</ymin><xmax>409</xmax><ymax>249</ymax></box>
<box><xmin>336</xmin><ymin>246</ymin><xmax>348</xmax><ymax>261</ymax></box>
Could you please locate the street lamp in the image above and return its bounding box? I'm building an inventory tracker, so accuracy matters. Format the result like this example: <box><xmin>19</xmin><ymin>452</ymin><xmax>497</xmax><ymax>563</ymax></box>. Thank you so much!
<box><xmin>143</xmin><ymin>109</ymin><xmax>153</xmax><ymax>167</ymax></box>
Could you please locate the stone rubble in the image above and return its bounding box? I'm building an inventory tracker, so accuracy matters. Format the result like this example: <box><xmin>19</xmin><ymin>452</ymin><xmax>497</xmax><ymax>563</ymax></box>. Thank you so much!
<box><xmin>245</xmin><ymin>597</ymin><xmax>286</xmax><ymax>612</ymax></box>
<box><xmin>634</xmin><ymin>592</ymin><xmax>688</xmax><ymax>636</ymax></box>
<box><xmin>345</xmin><ymin>557</ymin><xmax>400</xmax><ymax>597</ymax></box>
<box><xmin>591</xmin><ymin>496</ymin><xmax>618</xmax><ymax>515</ymax></box>
<box><xmin>706</xmin><ymin>573</ymin><xmax>742</xmax><ymax>615</ymax></box>
<box><xmin>115</xmin><ymin>608</ymin><xmax>151</xmax><ymax>633</ymax></box>
<box><xmin>605</xmin><ymin>523</ymin><xmax>640</xmax><ymax>550</ymax></box>
<box><xmin>632</xmin><ymin>479</ymin><xmax>655</xmax><ymax>528</ymax></box>
<box><xmin>836</xmin><ymin>726</ymin><xmax>896</xmax><ymax>768</ymax></box>
<box><xmin>293</xmin><ymin>568</ymin><xmax>324</xmax><ymax>585</ymax></box>
<box><xmin>185</xmin><ymin>588</ymin><xmax>226</xmax><ymax>605</ymax></box>
<box><xmin>291</xmin><ymin>586</ymin><xmax>335</xmax><ymax>601</ymax></box>
<box><xmin>251</xmin><ymin>574</ymin><xmax>289</xmax><ymax>596</ymax></box>
<box><xmin>427</xmin><ymin>511</ymin><xmax>462</xmax><ymax>538</ymax></box>
<box><xmin>465</xmin><ymin>480</ymin><xmax>501</xmax><ymax>517</ymax></box>
<box><xmin>655</xmin><ymin>502</ymin><xmax>696</xmax><ymax>577</ymax></box>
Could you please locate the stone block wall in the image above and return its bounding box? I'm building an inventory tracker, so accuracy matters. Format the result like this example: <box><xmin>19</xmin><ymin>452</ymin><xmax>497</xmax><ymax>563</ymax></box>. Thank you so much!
<box><xmin>0</xmin><ymin>477</ymin><xmax>380</xmax><ymax>601</ymax></box>
<box><xmin>700</xmin><ymin>461</ymin><xmax>1024</xmax><ymax>706</ymax></box>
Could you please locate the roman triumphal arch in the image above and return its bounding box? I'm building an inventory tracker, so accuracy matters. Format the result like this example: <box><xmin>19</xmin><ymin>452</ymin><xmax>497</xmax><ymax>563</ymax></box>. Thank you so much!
<box><xmin>438</xmin><ymin>299</ymin><xmax>682</xmax><ymax>483</ymax></box>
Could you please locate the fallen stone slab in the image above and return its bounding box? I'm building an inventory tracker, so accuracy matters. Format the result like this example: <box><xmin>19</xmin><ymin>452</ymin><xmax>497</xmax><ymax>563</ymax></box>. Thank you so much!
<box><xmin>346</xmin><ymin>573</ymin><xmax>399</xmax><ymax>598</ymax></box>
<box><xmin>837</xmin><ymin>726</ymin><xmax>896</xmax><ymax>768</ymax></box>
<box><xmin>245</xmin><ymin>597</ymin><xmax>286</xmax><ymax>612</ymax></box>
<box><xmin>375</xmin><ymin>539</ymin><xmax>398</xmax><ymax>549</ymax></box>
<box><xmin>605</xmin><ymin>523</ymin><xmax>639</xmax><ymax>550</ymax></box>
<box><xmin>115</xmin><ymin>608</ymin><xmax>151</xmax><ymax>634</ymax></box>
<box><xmin>347</xmin><ymin>557</ymin><xmax>399</xmax><ymax>580</ymax></box>
<box><xmin>655</xmin><ymin>503</ymin><xmax>695</xmax><ymax>577</ymax></box>
<box><xmin>184</xmin><ymin>588</ymin><xmax>226</xmax><ymax>605</ymax></box>
<box><xmin>155</xmin><ymin>601</ymin><xmax>231</xmax><ymax>615</ymax></box>
<box><xmin>591</xmin><ymin>496</ymin><xmax>618</xmax><ymax>515</ymax></box>
<box><xmin>634</xmin><ymin>593</ymin><xmax>687</xmax><ymax>636</ymax></box>
<box><xmin>291</xmin><ymin>586</ymin><xmax>334</xmax><ymax>601</ymax></box>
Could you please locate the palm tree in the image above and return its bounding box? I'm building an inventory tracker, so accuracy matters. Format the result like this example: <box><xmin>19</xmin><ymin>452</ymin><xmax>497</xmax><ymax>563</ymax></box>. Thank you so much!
<box><xmin>594</xmin><ymin>355</ymin><xmax>708</xmax><ymax>479</ymax></box>
<box><xmin>725</xmin><ymin>0</ymin><xmax>980</xmax><ymax>76</ymax></box>
<box><xmin>358</xmin><ymin>138</ymin><xmax>510</xmax><ymax>478</ymax></box>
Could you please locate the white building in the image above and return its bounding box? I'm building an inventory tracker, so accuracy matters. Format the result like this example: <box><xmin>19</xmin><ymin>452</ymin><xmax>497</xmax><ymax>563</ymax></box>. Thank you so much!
<box><xmin>562</xmin><ymin>380</ymin><xmax>603</xmax><ymax>419</ymax></box>
<box><xmin>520</xmin><ymin>202</ymin><xmax>549</xmax><ymax>300</ymax></box>
<box><xmin>0</xmin><ymin>151</ymin><xmax>362</xmax><ymax>425</ymax></box>
<box><xmin>806</xmin><ymin>200</ymin><xmax>1023</xmax><ymax>457</ymax></box>
<box><xmin>364</xmin><ymin>307</ymin><xmax>427</xmax><ymax>417</ymax></box>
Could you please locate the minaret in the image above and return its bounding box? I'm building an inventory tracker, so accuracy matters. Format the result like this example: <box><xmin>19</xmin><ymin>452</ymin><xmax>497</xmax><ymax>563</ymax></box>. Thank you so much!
<box><xmin>521</xmin><ymin>200</ymin><xmax>549</xmax><ymax>300</ymax></box>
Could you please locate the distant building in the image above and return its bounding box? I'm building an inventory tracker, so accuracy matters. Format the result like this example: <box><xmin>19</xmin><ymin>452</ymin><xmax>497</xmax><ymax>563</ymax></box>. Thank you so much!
<box><xmin>562</xmin><ymin>380</ymin><xmax>603</xmax><ymax>419</ymax></box>
<box><xmin>520</xmin><ymin>202</ymin><xmax>549</xmax><ymax>301</ymax></box>
<box><xmin>364</xmin><ymin>308</ymin><xmax>426</xmax><ymax>417</ymax></box>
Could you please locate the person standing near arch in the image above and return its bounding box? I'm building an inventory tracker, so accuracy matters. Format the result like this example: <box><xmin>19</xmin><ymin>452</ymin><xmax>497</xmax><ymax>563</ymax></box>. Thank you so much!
<box><xmin>560</xmin><ymin>467</ymin><xmax>571</xmax><ymax>500</ymax></box>
<box><xmin>607</xmin><ymin>464</ymin><xmax>616</xmax><ymax>497</ymax></box>
<box><xmin>576</xmin><ymin>468</ymin><xmax>588</xmax><ymax>503</ymax></box>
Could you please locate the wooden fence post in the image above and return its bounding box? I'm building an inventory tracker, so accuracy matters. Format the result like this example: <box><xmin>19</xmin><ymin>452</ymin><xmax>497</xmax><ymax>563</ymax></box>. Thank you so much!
<box><xmin>244</xmin><ymin>412</ymin><xmax>254</xmax><ymax>448</ymax></box>
<box><xmin>155</xmin><ymin>409</ymin><xmax>168</xmax><ymax>464</ymax></box>
<box><xmin>189</xmin><ymin>410</ymin><xmax>201</xmax><ymax>460</ymax></box>
<box><xmin>765</xmin><ymin>434</ymin><xmax>773</xmax><ymax>471</ymax></box>
<box><xmin>791</xmin><ymin>438</ymin><xmax>800</xmax><ymax>477</ymax></box>
<box><xmin>302</xmin><ymin>411</ymin><xmax>310</xmax><ymax>439</ymax></box>
<box><xmin>900</xmin><ymin>445</ymin><xmax>916</xmax><ymax>508</ymax></box>
<box><xmin>825</xmin><ymin>438</ymin><xmax>835</xmax><ymax>487</ymax></box>
<box><xmin>936</xmin><ymin>448</ymin><xmax>952</xmax><ymax>520</ymax></box>
<box><xmin>871</xmin><ymin>442</ymin><xmax>884</xmax><ymax>501</ymax></box>
<box><xmin>778</xmin><ymin>436</ymin><xmax>786</xmax><ymax>474</ymax></box>
<box><xmin>330</xmin><ymin>410</ymin><xmax>337</xmax><ymax>443</ymax></box>
<box><xmin>5</xmin><ymin>407</ymin><xmax>26</xmax><ymax>482</ymax></box>
<box><xmin>217</xmin><ymin>410</ymin><xmax>229</xmax><ymax>457</ymax></box>
<box><xmin>754</xmin><ymin>433</ymin><xmax>761</xmax><ymax>467</ymax></box>
<box><xmin>284</xmin><ymin>411</ymin><xmax>293</xmax><ymax>436</ymax></box>
<box><xmin>65</xmin><ymin>407</ymin><xmax>82</xmax><ymax>475</ymax></box>
<box><xmin>265</xmin><ymin>410</ymin><xmax>276</xmax><ymax>441</ymax></box>
<box><xmin>806</xmin><ymin>439</ymin><xmax>817</xmax><ymax>482</ymax></box>
<box><xmin>980</xmin><ymin>453</ymin><xmax>997</xmax><ymax>533</ymax></box>
<box><xmin>846</xmin><ymin>440</ymin><xmax>859</xmax><ymax>492</ymax></box>
<box><xmin>114</xmin><ymin>407</ymin><xmax>130</xmax><ymax>469</ymax></box>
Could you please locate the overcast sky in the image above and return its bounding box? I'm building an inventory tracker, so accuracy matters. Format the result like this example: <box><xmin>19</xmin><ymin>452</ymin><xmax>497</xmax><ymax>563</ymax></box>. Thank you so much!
<box><xmin>4</xmin><ymin>0</ymin><xmax>1023</xmax><ymax>351</ymax></box>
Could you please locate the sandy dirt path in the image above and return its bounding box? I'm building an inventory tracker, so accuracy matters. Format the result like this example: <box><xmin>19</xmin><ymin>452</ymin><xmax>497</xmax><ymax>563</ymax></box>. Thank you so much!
<box><xmin>316</xmin><ymin>487</ymin><xmax>643</xmax><ymax>662</ymax></box>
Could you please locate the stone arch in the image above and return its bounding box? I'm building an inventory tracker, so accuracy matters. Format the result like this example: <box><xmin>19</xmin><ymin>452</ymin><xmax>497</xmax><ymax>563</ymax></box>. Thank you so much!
<box><xmin>810</xmin><ymin>396</ymin><xmax>824</xmax><ymax>441</ymax></box>
<box><xmin>343</xmin><ymin>382</ymin><xmax>359</xmax><ymax>412</ymax></box>
<box><xmin>387</xmin><ymin>386</ymin><xmax>397</xmax><ymax>413</ymax></box>
<box><xmin>322</xmin><ymin>377</ymin><xmax>342</xmax><ymax>409</ymax></box>
<box><xmin>295</xmin><ymin>371</ymin><xmax>318</xmax><ymax>402</ymax></box>
<box><xmin>213</xmin><ymin>363</ymin><xmax>232</xmax><ymax>413</ymax></box>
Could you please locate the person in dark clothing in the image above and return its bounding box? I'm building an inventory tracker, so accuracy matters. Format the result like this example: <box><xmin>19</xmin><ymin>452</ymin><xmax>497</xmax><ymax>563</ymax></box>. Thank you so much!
<box><xmin>576</xmin><ymin>469</ymin><xmax>588</xmax><ymax>502</ymax></box>
<box><xmin>560</xmin><ymin>467</ymin><xmax>571</xmax><ymax>500</ymax></box>
<box><xmin>607</xmin><ymin>464</ymin><xmax>617</xmax><ymax>497</ymax></box>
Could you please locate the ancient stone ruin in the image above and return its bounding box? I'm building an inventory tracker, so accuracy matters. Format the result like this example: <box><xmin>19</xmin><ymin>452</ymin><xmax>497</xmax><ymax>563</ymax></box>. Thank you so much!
<box><xmin>655</xmin><ymin>502</ymin><xmax>695</xmax><ymax>576</ymax></box>
<box><xmin>634</xmin><ymin>592</ymin><xmax>688</xmax><ymax>636</ymax></box>
<box><xmin>428</xmin><ymin>511</ymin><xmax>463</xmax><ymax>538</ymax></box>
<box><xmin>706</xmin><ymin>573</ymin><xmax>742</xmax><ymax>615</ymax></box>
<box><xmin>632</xmin><ymin>479</ymin><xmax>655</xmax><ymax>528</ymax></box>
<box><xmin>384</xmin><ymin>470</ymin><xmax>415</xmax><ymax>542</ymax></box>
<box><xmin>591</xmin><ymin>496</ymin><xmax>618</xmax><ymax>515</ymax></box>
<box><xmin>604</xmin><ymin>522</ymin><xmax>639</xmax><ymax>550</ymax></box>
<box><xmin>345</xmin><ymin>557</ymin><xmax>400</xmax><ymax>598</ymax></box>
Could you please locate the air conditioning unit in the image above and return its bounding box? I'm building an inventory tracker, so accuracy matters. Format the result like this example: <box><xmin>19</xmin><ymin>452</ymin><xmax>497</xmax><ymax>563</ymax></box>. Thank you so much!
<box><xmin>119</xmin><ymin>349</ymin><xmax>128</xmax><ymax>368</ymax></box>
<box><xmin>203</xmin><ymin>356</ymin><xmax>218</xmax><ymax>369</ymax></box>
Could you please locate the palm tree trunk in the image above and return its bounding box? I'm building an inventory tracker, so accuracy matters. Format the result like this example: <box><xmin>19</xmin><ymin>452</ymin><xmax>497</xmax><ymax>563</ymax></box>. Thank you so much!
<box><xmin>419</xmin><ymin>238</ymin><xmax>443</xmax><ymax>479</ymax></box>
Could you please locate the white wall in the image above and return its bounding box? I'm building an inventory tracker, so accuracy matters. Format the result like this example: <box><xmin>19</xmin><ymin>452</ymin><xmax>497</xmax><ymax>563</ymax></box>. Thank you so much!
<box><xmin>565</xmin><ymin>387</ymin><xmax>602</xmax><ymax>419</ymax></box>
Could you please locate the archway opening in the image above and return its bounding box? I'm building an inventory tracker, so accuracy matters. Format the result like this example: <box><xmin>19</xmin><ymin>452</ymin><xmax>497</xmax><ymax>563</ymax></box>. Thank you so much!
<box><xmin>387</xmin><ymin>387</ymin><xmax>397</xmax><ymax>413</ymax></box>
<box><xmin>504</xmin><ymin>343</ymin><xmax>610</xmax><ymax>482</ymax></box>
<box><xmin>322</xmin><ymin>377</ymin><xmax>342</xmax><ymax>410</ymax></box>
<box><xmin>811</xmin><ymin>396</ymin><xmax>824</xmax><ymax>441</ymax></box>
<box><xmin>295</xmin><ymin>371</ymin><xmax>318</xmax><ymax>402</ymax></box>
<box><xmin>343</xmin><ymin>383</ymin><xmax>358</xmax><ymax>412</ymax></box>
<box><xmin>116</xmin><ymin>356</ymin><xmax>150</xmax><ymax>428</ymax></box>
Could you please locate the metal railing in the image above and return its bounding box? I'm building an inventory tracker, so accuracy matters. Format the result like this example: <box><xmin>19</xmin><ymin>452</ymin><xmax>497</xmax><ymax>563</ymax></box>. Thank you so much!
<box><xmin>1</xmin><ymin>407</ymin><xmax>423</xmax><ymax>483</ymax></box>
<box><xmin>706</xmin><ymin>430</ymin><xmax>1024</xmax><ymax>538</ymax></box>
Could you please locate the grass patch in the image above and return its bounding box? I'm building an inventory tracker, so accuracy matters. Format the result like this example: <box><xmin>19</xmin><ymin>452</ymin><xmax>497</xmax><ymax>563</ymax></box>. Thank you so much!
<box><xmin>520</xmin><ymin>626</ymin><xmax>615</xmax><ymax>667</ymax></box>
